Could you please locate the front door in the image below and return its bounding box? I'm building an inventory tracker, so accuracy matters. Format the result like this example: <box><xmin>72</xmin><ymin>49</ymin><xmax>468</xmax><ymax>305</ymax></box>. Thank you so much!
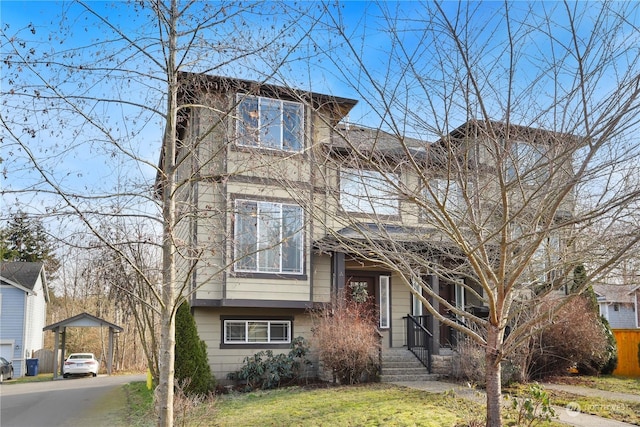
<box><xmin>439</xmin><ymin>283</ymin><xmax>454</xmax><ymax>347</ymax></box>
<box><xmin>345</xmin><ymin>275</ymin><xmax>376</xmax><ymax>314</ymax></box>
<box><xmin>439</xmin><ymin>280</ymin><xmax>465</xmax><ymax>348</ymax></box>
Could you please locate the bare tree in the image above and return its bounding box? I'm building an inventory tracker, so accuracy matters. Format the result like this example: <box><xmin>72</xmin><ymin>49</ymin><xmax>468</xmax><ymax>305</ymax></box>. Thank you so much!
<box><xmin>294</xmin><ymin>2</ymin><xmax>640</xmax><ymax>425</ymax></box>
<box><xmin>1</xmin><ymin>1</ymin><xmax>318</xmax><ymax>425</ymax></box>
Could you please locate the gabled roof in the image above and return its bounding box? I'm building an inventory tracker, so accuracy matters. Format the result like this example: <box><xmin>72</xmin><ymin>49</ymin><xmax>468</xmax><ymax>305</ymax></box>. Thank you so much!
<box><xmin>593</xmin><ymin>284</ymin><xmax>638</xmax><ymax>304</ymax></box>
<box><xmin>444</xmin><ymin>119</ymin><xmax>580</xmax><ymax>145</ymax></box>
<box><xmin>0</xmin><ymin>262</ymin><xmax>49</xmax><ymax>302</ymax></box>
<box><xmin>329</xmin><ymin>124</ymin><xmax>432</xmax><ymax>162</ymax></box>
<box><xmin>43</xmin><ymin>312</ymin><xmax>123</xmax><ymax>332</ymax></box>
<box><xmin>177</xmin><ymin>72</ymin><xmax>359</xmax><ymax>126</ymax></box>
<box><xmin>156</xmin><ymin>72</ymin><xmax>360</xmax><ymax>196</ymax></box>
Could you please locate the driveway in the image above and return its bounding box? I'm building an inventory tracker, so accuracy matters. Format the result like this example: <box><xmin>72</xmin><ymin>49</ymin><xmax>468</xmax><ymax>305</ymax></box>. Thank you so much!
<box><xmin>0</xmin><ymin>374</ymin><xmax>146</xmax><ymax>427</ymax></box>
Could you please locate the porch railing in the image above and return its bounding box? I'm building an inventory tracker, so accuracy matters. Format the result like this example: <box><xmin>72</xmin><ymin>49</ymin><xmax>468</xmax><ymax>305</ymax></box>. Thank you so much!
<box><xmin>404</xmin><ymin>314</ymin><xmax>433</xmax><ymax>372</ymax></box>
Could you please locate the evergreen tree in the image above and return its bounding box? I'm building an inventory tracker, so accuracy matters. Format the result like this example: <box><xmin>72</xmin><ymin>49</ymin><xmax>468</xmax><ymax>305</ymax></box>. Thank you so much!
<box><xmin>175</xmin><ymin>301</ymin><xmax>214</xmax><ymax>395</ymax></box>
<box><xmin>573</xmin><ymin>264</ymin><xmax>618</xmax><ymax>374</ymax></box>
<box><xmin>0</xmin><ymin>211</ymin><xmax>60</xmax><ymax>278</ymax></box>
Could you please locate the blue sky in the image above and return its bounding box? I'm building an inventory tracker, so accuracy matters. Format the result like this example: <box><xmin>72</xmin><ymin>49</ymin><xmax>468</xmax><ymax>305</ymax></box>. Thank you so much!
<box><xmin>2</xmin><ymin>1</ymin><xmax>640</xmax><ymax>229</ymax></box>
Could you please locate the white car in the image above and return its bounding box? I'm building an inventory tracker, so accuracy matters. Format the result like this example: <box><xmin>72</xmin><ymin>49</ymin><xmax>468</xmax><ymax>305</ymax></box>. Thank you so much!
<box><xmin>63</xmin><ymin>353</ymin><xmax>99</xmax><ymax>378</ymax></box>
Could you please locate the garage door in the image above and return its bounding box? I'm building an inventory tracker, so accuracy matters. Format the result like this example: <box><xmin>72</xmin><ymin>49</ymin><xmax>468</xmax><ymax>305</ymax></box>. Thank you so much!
<box><xmin>0</xmin><ymin>343</ymin><xmax>13</xmax><ymax>361</ymax></box>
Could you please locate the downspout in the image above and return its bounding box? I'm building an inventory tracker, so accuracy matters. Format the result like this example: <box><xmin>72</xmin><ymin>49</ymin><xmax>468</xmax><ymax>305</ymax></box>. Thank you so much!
<box><xmin>21</xmin><ymin>291</ymin><xmax>28</xmax><ymax>374</ymax></box>
<box><xmin>633</xmin><ymin>290</ymin><xmax>638</xmax><ymax>329</ymax></box>
<box><xmin>308</xmin><ymin>101</ymin><xmax>314</xmax><ymax>304</ymax></box>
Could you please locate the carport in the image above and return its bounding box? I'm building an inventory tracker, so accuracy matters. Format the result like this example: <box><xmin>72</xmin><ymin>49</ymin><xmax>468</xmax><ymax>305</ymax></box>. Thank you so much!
<box><xmin>43</xmin><ymin>312</ymin><xmax>123</xmax><ymax>379</ymax></box>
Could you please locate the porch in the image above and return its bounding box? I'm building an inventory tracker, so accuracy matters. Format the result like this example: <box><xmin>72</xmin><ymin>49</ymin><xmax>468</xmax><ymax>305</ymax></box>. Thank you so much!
<box><xmin>378</xmin><ymin>314</ymin><xmax>454</xmax><ymax>381</ymax></box>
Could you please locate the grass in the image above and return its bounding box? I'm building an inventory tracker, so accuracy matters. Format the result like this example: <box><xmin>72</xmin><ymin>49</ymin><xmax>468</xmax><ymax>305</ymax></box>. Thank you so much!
<box><xmin>7</xmin><ymin>372</ymin><xmax>54</xmax><ymax>383</ymax></box>
<box><xmin>123</xmin><ymin>376</ymin><xmax>640</xmax><ymax>426</ymax></box>
<box><xmin>131</xmin><ymin>382</ymin><xmax>566</xmax><ymax>427</ymax></box>
<box><xmin>507</xmin><ymin>377</ymin><xmax>640</xmax><ymax>425</ymax></box>
<box><xmin>121</xmin><ymin>381</ymin><xmax>156</xmax><ymax>427</ymax></box>
<box><xmin>210</xmin><ymin>384</ymin><xmax>486</xmax><ymax>426</ymax></box>
<box><xmin>544</xmin><ymin>389</ymin><xmax>640</xmax><ymax>425</ymax></box>
<box><xmin>547</xmin><ymin>375</ymin><xmax>640</xmax><ymax>395</ymax></box>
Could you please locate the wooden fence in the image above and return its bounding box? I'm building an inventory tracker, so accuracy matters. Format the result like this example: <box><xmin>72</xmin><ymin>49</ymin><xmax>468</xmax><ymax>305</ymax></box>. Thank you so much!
<box><xmin>31</xmin><ymin>349</ymin><xmax>59</xmax><ymax>374</ymax></box>
<box><xmin>612</xmin><ymin>329</ymin><xmax>640</xmax><ymax>377</ymax></box>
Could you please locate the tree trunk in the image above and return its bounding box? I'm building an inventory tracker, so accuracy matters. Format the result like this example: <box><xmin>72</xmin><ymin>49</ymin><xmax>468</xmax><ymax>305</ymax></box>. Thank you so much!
<box><xmin>485</xmin><ymin>325</ymin><xmax>502</xmax><ymax>427</ymax></box>
<box><xmin>157</xmin><ymin>304</ymin><xmax>175</xmax><ymax>426</ymax></box>
<box><xmin>157</xmin><ymin>1</ymin><xmax>179</xmax><ymax>424</ymax></box>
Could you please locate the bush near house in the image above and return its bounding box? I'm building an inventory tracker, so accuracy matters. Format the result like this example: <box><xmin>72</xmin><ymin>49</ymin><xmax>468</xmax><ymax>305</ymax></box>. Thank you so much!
<box><xmin>594</xmin><ymin>316</ymin><xmax>617</xmax><ymax>375</ymax></box>
<box><xmin>453</xmin><ymin>295</ymin><xmax>615</xmax><ymax>384</ymax></box>
<box><xmin>227</xmin><ymin>337</ymin><xmax>311</xmax><ymax>391</ymax></box>
<box><xmin>310</xmin><ymin>296</ymin><xmax>380</xmax><ymax>385</ymax></box>
<box><xmin>527</xmin><ymin>296</ymin><xmax>611</xmax><ymax>379</ymax></box>
<box><xmin>175</xmin><ymin>301</ymin><xmax>215</xmax><ymax>395</ymax></box>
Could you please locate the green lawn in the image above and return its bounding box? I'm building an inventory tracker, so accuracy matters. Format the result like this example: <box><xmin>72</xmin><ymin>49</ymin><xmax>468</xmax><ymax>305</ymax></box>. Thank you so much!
<box><xmin>210</xmin><ymin>384</ymin><xmax>485</xmax><ymax>427</ymax></box>
<box><xmin>548</xmin><ymin>375</ymin><xmax>640</xmax><ymax>395</ymax></box>
<box><xmin>123</xmin><ymin>378</ymin><xmax>640</xmax><ymax>426</ymax></box>
<box><xmin>508</xmin><ymin>376</ymin><xmax>640</xmax><ymax>425</ymax></box>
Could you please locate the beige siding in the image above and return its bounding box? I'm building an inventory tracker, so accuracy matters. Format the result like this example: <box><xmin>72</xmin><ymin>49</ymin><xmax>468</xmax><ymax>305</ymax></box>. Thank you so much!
<box><xmin>225</xmin><ymin>276</ymin><xmax>310</xmax><ymax>301</ymax></box>
<box><xmin>311</xmin><ymin>254</ymin><xmax>332</xmax><ymax>303</ymax></box>
<box><xmin>194</xmin><ymin>307</ymin><xmax>318</xmax><ymax>382</ymax></box>
<box><xmin>390</xmin><ymin>273</ymin><xmax>411</xmax><ymax>348</ymax></box>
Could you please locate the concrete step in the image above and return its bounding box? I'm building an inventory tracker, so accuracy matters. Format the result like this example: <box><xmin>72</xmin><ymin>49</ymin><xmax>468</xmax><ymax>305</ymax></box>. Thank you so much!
<box><xmin>379</xmin><ymin>348</ymin><xmax>434</xmax><ymax>383</ymax></box>
<box><xmin>382</xmin><ymin>359</ymin><xmax>424</xmax><ymax>368</ymax></box>
<box><xmin>380</xmin><ymin>373</ymin><xmax>441</xmax><ymax>382</ymax></box>
<box><xmin>382</xmin><ymin>366</ymin><xmax>430</xmax><ymax>375</ymax></box>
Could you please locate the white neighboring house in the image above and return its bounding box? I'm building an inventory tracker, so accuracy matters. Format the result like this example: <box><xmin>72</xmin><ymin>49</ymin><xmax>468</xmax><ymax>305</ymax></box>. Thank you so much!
<box><xmin>0</xmin><ymin>262</ymin><xmax>49</xmax><ymax>377</ymax></box>
<box><xmin>594</xmin><ymin>283</ymin><xmax>640</xmax><ymax>329</ymax></box>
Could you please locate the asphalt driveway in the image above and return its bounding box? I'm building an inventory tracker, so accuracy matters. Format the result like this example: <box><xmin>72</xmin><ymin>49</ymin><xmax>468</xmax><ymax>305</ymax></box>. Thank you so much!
<box><xmin>0</xmin><ymin>374</ymin><xmax>146</xmax><ymax>427</ymax></box>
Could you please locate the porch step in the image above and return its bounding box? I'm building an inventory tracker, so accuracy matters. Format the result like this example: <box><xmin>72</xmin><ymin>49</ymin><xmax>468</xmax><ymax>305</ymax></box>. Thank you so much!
<box><xmin>380</xmin><ymin>348</ymin><xmax>440</xmax><ymax>383</ymax></box>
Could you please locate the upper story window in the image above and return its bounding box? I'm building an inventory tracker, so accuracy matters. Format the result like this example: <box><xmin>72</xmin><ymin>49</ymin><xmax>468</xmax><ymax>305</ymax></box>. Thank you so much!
<box><xmin>234</xmin><ymin>200</ymin><xmax>304</xmax><ymax>274</ymax></box>
<box><xmin>340</xmin><ymin>168</ymin><xmax>399</xmax><ymax>216</ymax></box>
<box><xmin>506</xmin><ymin>141</ymin><xmax>549</xmax><ymax>183</ymax></box>
<box><xmin>237</xmin><ymin>95</ymin><xmax>304</xmax><ymax>152</ymax></box>
<box><xmin>511</xmin><ymin>223</ymin><xmax>562</xmax><ymax>285</ymax></box>
<box><xmin>426</xmin><ymin>178</ymin><xmax>464</xmax><ymax>213</ymax></box>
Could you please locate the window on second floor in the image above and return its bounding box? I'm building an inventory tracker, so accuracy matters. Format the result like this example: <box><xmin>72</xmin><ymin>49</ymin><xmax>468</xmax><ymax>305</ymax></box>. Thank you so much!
<box><xmin>234</xmin><ymin>200</ymin><xmax>304</xmax><ymax>274</ymax></box>
<box><xmin>506</xmin><ymin>141</ymin><xmax>549</xmax><ymax>183</ymax></box>
<box><xmin>512</xmin><ymin>223</ymin><xmax>562</xmax><ymax>286</ymax></box>
<box><xmin>340</xmin><ymin>168</ymin><xmax>399</xmax><ymax>216</ymax></box>
<box><xmin>425</xmin><ymin>178</ymin><xmax>464</xmax><ymax>213</ymax></box>
<box><xmin>237</xmin><ymin>95</ymin><xmax>304</xmax><ymax>152</ymax></box>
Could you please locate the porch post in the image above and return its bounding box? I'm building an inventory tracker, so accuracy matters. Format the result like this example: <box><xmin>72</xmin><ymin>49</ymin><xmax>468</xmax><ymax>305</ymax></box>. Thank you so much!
<box><xmin>52</xmin><ymin>328</ymin><xmax>60</xmax><ymax>379</ymax></box>
<box><xmin>107</xmin><ymin>327</ymin><xmax>114</xmax><ymax>375</ymax></box>
<box><xmin>332</xmin><ymin>251</ymin><xmax>345</xmax><ymax>294</ymax></box>
<box><xmin>430</xmin><ymin>274</ymin><xmax>440</xmax><ymax>356</ymax></box>
<box><xmin>60</xmin><ymin>327</ymin><xmax>67</xmax><ymax>376</ymax></box>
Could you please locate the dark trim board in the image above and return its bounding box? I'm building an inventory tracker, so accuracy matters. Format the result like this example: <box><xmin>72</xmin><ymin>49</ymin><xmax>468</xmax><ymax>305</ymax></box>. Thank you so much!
<box><xmin>192</xmin><ymin>298</ymin><xmax>318</xmax><ymax>309</ymax></box>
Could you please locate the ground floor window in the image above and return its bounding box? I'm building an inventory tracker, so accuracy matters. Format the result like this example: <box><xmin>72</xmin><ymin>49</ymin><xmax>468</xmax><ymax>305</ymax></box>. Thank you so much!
<box><xmin>223</xmin><ymin>320</ymin><xmax>291</xmax><ymax>344</ymax></box>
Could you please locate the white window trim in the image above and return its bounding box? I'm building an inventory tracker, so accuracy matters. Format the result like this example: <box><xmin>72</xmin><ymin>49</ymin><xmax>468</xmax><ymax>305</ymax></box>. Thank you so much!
<box><xmin>236</xmin><ymin>94</ymin><xmax>304</xmax><ymax>152</ymax></box>
<box><xmin>411</xmin><ymin>278</ymin><xmax>423</xmax><ymax>316</ymax></box>
<box><xmin>379</xmin><ymin>276</ymin><xmax>391</xmax><ymax>329</ymax></box>
<box><xmin>223</xmin><ymin>320</ymin><xmax>292</xmax><ymax>344</ymax></box>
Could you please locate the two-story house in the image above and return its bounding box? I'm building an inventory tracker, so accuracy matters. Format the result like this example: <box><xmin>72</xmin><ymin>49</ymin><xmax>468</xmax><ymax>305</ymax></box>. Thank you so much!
<box><xmin>0</xmin><ymin>262</ymin><xmax>49</xmax><ymax>377</ymax></box>
<box><xmin>165</xmin><ymin>72</ymin><xmax>572</xmax><ymax>382</ymax></box>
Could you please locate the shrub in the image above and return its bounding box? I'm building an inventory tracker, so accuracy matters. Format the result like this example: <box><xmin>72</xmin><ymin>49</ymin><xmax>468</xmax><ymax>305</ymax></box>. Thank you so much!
<box><xmin>527</xmin><ymin>296</ymin><xmax>610</xmax><ymax>379</ymax></box>
<box><xmin>595</xmin><ymin>316</ymin><xmax>617</xmax><ymax>375</ymax></box>
<box><xmin>310</xmin><ymin>296</ymin><xmax>380</xmax><ymax>385</ymax></box>
<box><xmin>510</xmin><ymin>383</ymin><xmax>556</xmax><ymax>427</ymax></box>
<box><xmin>227</xmin><ymin>337</ymin><xmax>310</xmax><ymax>391</ymax></box>
<box><xmin>175</xmin><ymin>301</ymin><xmax>215</xmax><ymax>395</ymax></box>
<box><xmin>452</xmin><ymin>336</ymin><xmax>521</xmax><ymax>387</ymax></box>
